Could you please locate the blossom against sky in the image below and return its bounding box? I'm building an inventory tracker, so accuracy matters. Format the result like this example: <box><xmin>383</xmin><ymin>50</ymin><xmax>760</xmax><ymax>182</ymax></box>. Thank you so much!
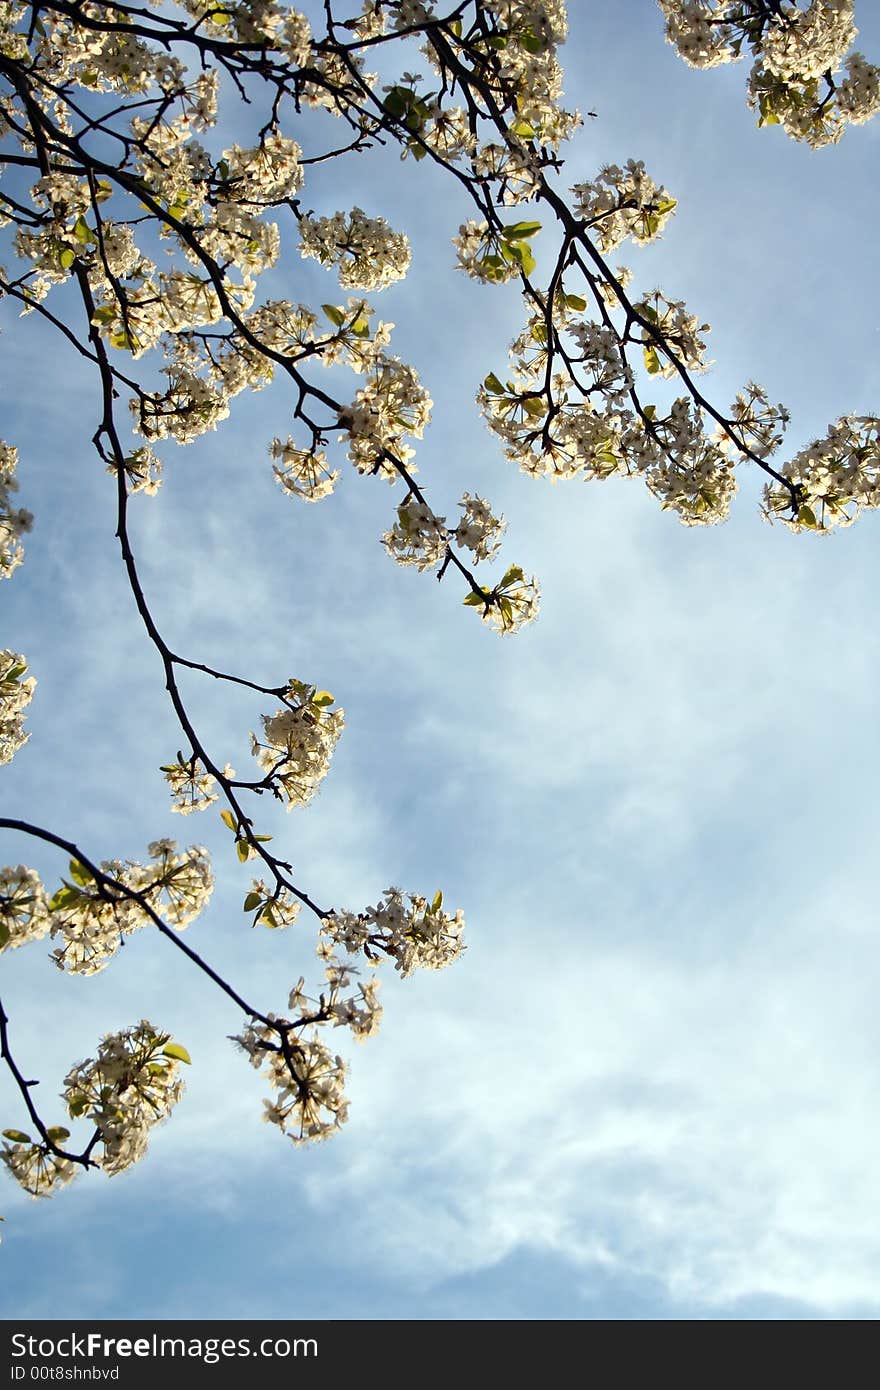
<box><xmin>2</xmin><ymin>0</ymin><xmax>880</xmax><ymax>1319</ymax></box>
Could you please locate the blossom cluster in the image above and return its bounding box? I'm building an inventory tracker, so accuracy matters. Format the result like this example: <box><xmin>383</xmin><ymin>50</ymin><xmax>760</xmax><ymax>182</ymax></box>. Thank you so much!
<box><xmin>763</xmin><ymin>415</ymin><xmax>880</xmax><ymax>531</ymax></box>
<box><xmin>0</xmin><ymin>651</ymin><xmax>35</xmax><ymax>766</ymax></box>
<box><xmin>0</xmin><ymin>842</ymin><xmax>213</xmax><ymax>975</ymax></box>
<box><xmin>0</xmin><ymin>442</ymin><xmax>32</xmax><ymax>578</ymax></box>
<box><xmin>161</xmin><ymin>757</ymin><xmax>235</xmax><ymax>815</ymax></box>
<box><xmin>251</xmin><ymin>681</ymin><xmax>344</xmax><ymax>811</ymax></box>
<box><xmin>230</xmin><ymin>879</ymin><xmax>463</xmax><ymax>1146</ymax></box>
<box><xmin>63</xmin><ymin>1022</ymin><xmax>189</xmax><ymax>1176</ymax></box>
<box><xmin>571</xmin><ymin>161</ymin><xmax>677</xmax><ymax>253</ymax></box>
<box><xmin>658</xmin><ymin>0</ymin><xmax>880</xmax><ymax>145</ymax></box>
<box><xmin>234</xmin><ymin>1020</ymin><xmax>350</xmax><ymax>1145</ymax></box>
<box><xmin>269</xmin><ymin>438</ymin><xmax>339</xmax><ymax>502</ymax></box>
<box><xmin>299</xmin><ymin>207</ymin><xmax>412</xmax><ymax>290</ymax></box>
<box><xmin>1</xmin><ymin>1021</ymin><xmax>189</xmax><ymax>1195</ymax></box>
<box><xmin>321</xmin><ymin>886</ymin><xmax>465</xmax><ymax>977</ymax></box>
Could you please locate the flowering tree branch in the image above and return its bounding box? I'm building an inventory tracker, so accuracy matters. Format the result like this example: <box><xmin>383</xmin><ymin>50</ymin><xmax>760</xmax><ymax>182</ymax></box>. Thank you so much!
<box><xmin>1</xmin><ymin>0</ymin><xmax>877</xmax><ymax>1212</ymax></box>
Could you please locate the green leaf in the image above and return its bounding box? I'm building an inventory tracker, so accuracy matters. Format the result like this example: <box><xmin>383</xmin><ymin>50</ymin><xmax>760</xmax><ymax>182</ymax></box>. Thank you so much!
<box><xmin>4</xmin><ymin>662</ymin><xmax>27</xmax><ymax>681</ymax></box>
<box><xmin>94</xmin><ymin>179</ymin><xmax>113</xmax><ymax>203</ymax></box>
<box><xmin>66</xmin><ymin>1094</ymin><xmax>89</xmax><ymax>1118</ymax></box>
<box><xmin>59</xmin><ymin>247</ymin><xmax>76</xmax><ymax>270</ymax></box>
<box><xmin>382</xmin><ymin>87</ymin><xmax>410</xmax><ymax>119</ymax></box>
<box><xmin>350</xmin><ymin>316</ymin><xmax>370</xmax><ymax>338</ymax></box>
<box><xmin>253</xmin><ymin>834</ymin><xmax>273</xmax><ymax>843</ymax></box>
<box><xmin>798</xmin><ymin>504</ymin><xmax>819</xmax><ymax>528</ymax></box>
<box><xmin>236</xmin><ymin>838</ymin><xmax>250</xmax><ymax>863</ymax></box>
<box><xmin>2</xmin><ymin>1130</ymin><xmax>31</xmax><ymax>1144</ymax></box>
<box><xmin>0</xmin><ymin>922</ymin><xmax>10</xmax><ymax>950</ymax></box>
<box><xmin>643</xmin><ymin>345</ymin><xmax>662</xmax><ymax>375</ymax></box>
<box><xmin>46</xmin><ymin>1126</ymin><xmax>70</xmax><ymax>1142</ymax></box>
<box><xmin>90</xmin><ymin>305</ymin><xmax>117</xmax><ymax>326</ymax></box>
<box><xmin>522</xmin><ymin>396</ymin><xmax>545</xmax><ymax>419</ymax></box>
<box><xmin>259</xmin><ymin>907</ymin><xmax>280</xmax><ymax>928</ymax></box>
<box><xmin>311</xmin><ymin>690</ymin><xmax>335</xmax><ymax>706</ymax></box>
<box><xmin>655</xmin><ymin>198</ymin><xmax>677</xmax><ymax>215</ymax></box>
<box><xmin>463</xmin><ymin>590</ymin><xmax>489</xmax><ymax>608</ymax></box>
<box><xmin>563</xmin><ymin>293</ymin><xmax>587</xmax><ymax>311</ymax></box>
<box><xmin>243</xmin><ymin>892</ymin><xmax>263</xmax><ymax>912</ymax></box>
<box><xmin>480</xmin><ymin>254</ymin><xmax>507</xmax><ymax>280</ymax></box>
<box><xmin>500</xmin><ymin>564</ymin><xmax>524</xmax><ymax>587</ymax></box>
<box><xmin>511</xmin><ymin>119</ymin><xmax>535</xmax><ymax>139</ymax></box>
<box><xmin>162</xmin><ymin>1042</ymin><xmax>192</xmax><ymax>1065</ymax></box>
<box><xmin>431</xmin><ymin>890</ymin><xmax>443</xmax><ymax>912</ymax></box>
<box><xmin>501</xmin><ymin>240</ymin><xmax>536</xmax><ymax>276</ymax></box>
<box><xmin>69</xmin><ymin>859</ymin><xmax>93</xmax><ymax>887</ymax></box>
<box><xmin>520</xmin><ymin>29</ymin><xmax>546</xmax><ymax>54</ymax></box>
<box><xmin>219</xmin><ymin>809</ymin><xmax>236</xmax><ymax>831</ymax></box>
<box><xmin>503</xmin><ymin>221</ymin><xmax>541</xmax><ymax>239</ymax></box>
<box><xmin>322</xmin><ymin>304</ymin><xmax>346</xmax><ymax>329</ymax></box>
<box><xmin>48</xmin><ymin>885</ymin><xmax>79</xmax><ymax>912</ymax></box>
<box><xmin>73</xmin><ymin>215</ymin><xmax>95</xmax><ymax>245</ymax></box>
<box><xmin>483</xmin><ymin>372</ymin><xmax>505</xmax><ymax>394</ymax></box>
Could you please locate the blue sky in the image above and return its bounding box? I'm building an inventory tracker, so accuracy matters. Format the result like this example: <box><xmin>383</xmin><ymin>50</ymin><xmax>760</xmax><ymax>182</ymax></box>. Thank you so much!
<box><xmin>2</xmin><ymin>0</ymin><xmax>880</xmax><ymax>1320</ymax></box>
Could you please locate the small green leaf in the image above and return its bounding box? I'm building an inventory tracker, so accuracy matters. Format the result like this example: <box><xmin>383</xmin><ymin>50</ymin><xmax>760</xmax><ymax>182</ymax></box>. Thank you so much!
<box><xmin>94</xmin><ymin>179</ymin><xmax>113</xmax><ymax>203</ymax></box>
<box><xmin>46</xmin><ymin>1126</ymin><xmax>70</xmax><ymax>1142</ymax></box>
<box><xmin>243</xmin><ymin>892</ymin><xmax>263</xmax><ymax>912</ymax></box>
<box><xmin>73</xmin><ymin>215</ymin><xmax>95</xmax><ymax>245</ymax></box>
<box><xmin>253</xmin><ymin>834</ymin><xmax>273</xmax><ymax>843</ymax></box>
<box><xmin>511</xmin><ymin>119</ymin><xmax>535</xmax><ymax>139</ymax></box>
<box><xmin>258</xmin><ymin>907</ymin><xmax>280</xmax><ymax>928</ymax></box>
<box><xmin>3</xmin><ymin>662</ymin><xmax>27</xmax><ymax>681</ymax></box>
<box><xmin>2</xmin><ymin>1130</ymin><xmax>31</xmax><ymax>1144</ymax></box>
<box><xmin>563</xmin><ymin>293</ymin><xmax>587</xmax><ymax>311</ymax></box>
<box><xmin>311</xmin><ymin>690</ymin><xmax>335</xmax><ymax>707</ymax></box>
<box><xmin>0</xmin><ymin>922</ymin><xmax>10</xmax><ymax>950</ymax></box>
<box><xmin>503</xmin><ymin>220</ymin><xmax>541</xmax><ymax>239</ymax></box>
<box><xmin>463</xmin><ymin>590</ymin><xmax>489</xmax><ymax>608</ymax></box>
<box><xmin>798</xmin><ymin>504</ymin><xmax>819</xmax><ymax>528</ymax></box>
<box><xmin>66</xmin><ymin>1094</ymin><xmax>89</xmax><ymax>1118</ymax></box>
<box><xmin>162</xmin><ymin>1042</ymin><xmax>192</xmax><ymax>1065</ymax></box>
<box><xmin>382</xmin><ymin>87</ymin><xmax>410</xmax><ymax>119</ymax></box>
<box><xmin>219</xmin><ymin>809</ymin><xmax>236</xmax><ymax>831</ymax></box>
<box><xmin>520</xmin><ymin>29</ymin><xmax>546</xmax><ymax>54</ymax></box>
<box><xmin>236</xmin><ymin>838</ymin><xmax>250</xmax><ymax>863</ymax></box>
<box><xmin>322</xmin><ymin>304</ymin><xmax>346</xmax><ymax>329</ymax></box>
<box><xmin>500</xmin><ymin>564</ymin><xmax>524</xmax><ymax>587</ymax></box>
<box><xmin>431</xmin><ymin>890</ymin><xmax>443</xmax><ymax>912</ymax></box>
<box><xmin>643</xmin><ymin>345</ymin><xmax>662</xmax><ymax>376</ymax></box>
<box><xmin>522</xmin><ymin>396</ymin><xmax>545</xmax><ymax>419</ymax></box>
<box><xmin>69</xmin><ymin>859</ymin><xmax>93</xmax><ymax>887</ymax></box>
<box><xmin>59</xmin><ymin>247</ymin><xmax>76</xmax><ymax>270</ymax></box>
<box><xmin>48</xmin><ymin>885</ymin><xmax>79</xmax><ymax>912</ymax></box>
<box><xmin>483</xmin><ymin>372</ymin><xmax>505</xmax><ymax>394</ymax></box>
<box><xmin>90</xmin><ymin>305</ymin><xmax>117</xmax><ymax>326</ymax></box>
